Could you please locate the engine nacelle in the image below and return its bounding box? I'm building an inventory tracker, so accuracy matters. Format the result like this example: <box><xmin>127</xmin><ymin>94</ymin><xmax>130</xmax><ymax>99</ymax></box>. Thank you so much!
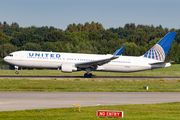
<box><xmin>61</xmin><ymin>63</ymin><xmax>77</xmax><ymax>73</ymax></box>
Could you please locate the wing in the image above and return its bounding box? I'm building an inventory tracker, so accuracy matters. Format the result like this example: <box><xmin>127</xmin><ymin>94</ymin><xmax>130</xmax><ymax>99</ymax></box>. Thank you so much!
<box><xmin>75</xmin><ymin>46</ymin><xmax>125</xmax><ymax>70</ymax></box>
<box><xmin>75</xmin><ymin>56</ymin><xmax>118</xmax><ymax>69</ymax></box>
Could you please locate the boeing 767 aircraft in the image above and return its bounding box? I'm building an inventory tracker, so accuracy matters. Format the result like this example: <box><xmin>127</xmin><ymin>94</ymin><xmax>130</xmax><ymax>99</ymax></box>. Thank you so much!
<box><xmin>4</xmin><ymin>32</ymin><xmax>177</xmax><ymax>77</ymax></box>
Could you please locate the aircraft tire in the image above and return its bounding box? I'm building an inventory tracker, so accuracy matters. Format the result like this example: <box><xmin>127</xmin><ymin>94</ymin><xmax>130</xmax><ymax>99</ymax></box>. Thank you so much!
<box><xmin>84</xmin><ymin>73</ymin><xmax>88</xmax><ymax>77</ymax></box>
<box><xmin>15</xmin><ymin>71</ymin><xmax>19</xmax><ymax>74</ymax></box>
<box><xmin>88</xmin><ymin>73</ymin><xmax>92</xmax><ymax>78</ymax></box>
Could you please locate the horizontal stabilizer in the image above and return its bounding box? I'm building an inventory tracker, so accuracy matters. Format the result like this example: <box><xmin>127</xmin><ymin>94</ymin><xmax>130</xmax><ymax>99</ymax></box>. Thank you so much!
<box><xmin>149</xmin><ymin>61</ymin><xmax>174</xmax><ymax>65</ymax></box>
<box><xmin>113</xmin><ymin>46</ymin><xmax>125</xmax><ymax>56</ymax></box>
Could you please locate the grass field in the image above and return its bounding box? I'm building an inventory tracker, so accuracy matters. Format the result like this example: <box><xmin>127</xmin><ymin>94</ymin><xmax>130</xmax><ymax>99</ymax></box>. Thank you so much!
<box><xmin>0</xmin><ymin>102</ymin><xmax>180</xmax><ymax>120</ymax></box>
<box><xmin>0</xmin><ymin>64</ymin><xmax>180</xmax><ymax>77</ymax></box>
<box><xmin>0</xmin><ymin>78</ymin><xmax>180</xmax><ymax>92</ymax></box>
<box><xmin>0</xmin><ymin>64</ymin><xmax>179</xmax><ymax>119</ymax></box>
<box><xmin>0</xmin><ymin>65</ymin><xmax>180</xmax><ymax>92</ymax></box>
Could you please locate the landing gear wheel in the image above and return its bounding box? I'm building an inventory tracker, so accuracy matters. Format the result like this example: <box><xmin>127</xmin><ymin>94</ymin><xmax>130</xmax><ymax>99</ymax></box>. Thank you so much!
<box><xmin>84</xmin><ymin>73</ymin><xmax>92</xmax><ymax>78</ymax></box>
<box><xmin>15</xmin><ymin>71</ymin><xmax>19</xmax><ymax>74</ymax></box>
<box><xmin>84</xmin><ymin>73</ymin><xmax>88</xmax><ymax>77</ymax></box>
<box><xmin>14</xmin><ymin>66</ymin><xmax>19</xmax><ymax>74</ymax></box>
<box><xmin>88</xmin><ymin>73</ymin><xmax>92</xmax><ymax>78</ymax></box>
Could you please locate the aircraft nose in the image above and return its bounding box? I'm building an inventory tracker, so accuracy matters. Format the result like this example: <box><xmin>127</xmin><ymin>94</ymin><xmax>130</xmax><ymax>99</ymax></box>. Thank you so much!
<box><xmin>4</xmin><ymin>56</ymin><xmax>9</xmax><ymax>62</ymax></box>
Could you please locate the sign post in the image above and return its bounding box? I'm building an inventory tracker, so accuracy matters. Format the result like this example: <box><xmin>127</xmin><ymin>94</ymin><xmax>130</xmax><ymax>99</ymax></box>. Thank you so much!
<box><xmin>78</xmin><ymin>104</ymin><xmax>81</xmax><ymax>112</ymax></box>
<box><xmin>73</xmin><ymin>104</ymin><xmax>76</xmax><ymax>111</ymax></box>
<box><xmin>97</xmin><ymin>110</ymin><xmax>123</xmax><ymax>118</ymax></box>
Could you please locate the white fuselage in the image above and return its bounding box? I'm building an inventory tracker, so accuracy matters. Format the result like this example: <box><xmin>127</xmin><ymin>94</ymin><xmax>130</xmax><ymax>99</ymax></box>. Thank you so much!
<box><xmin>4</xmin><ymin>51</ymin><xmax>171</xmax><ymax>72</ymax></box>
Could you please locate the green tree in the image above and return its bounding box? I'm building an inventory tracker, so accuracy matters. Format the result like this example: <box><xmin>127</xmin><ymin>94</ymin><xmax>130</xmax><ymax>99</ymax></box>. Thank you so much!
<box><xmin>144</xmin><ymin>37</ymin><xmax>160</xmax><ymax>50</ymax></box>
<box><xmin>124</xmin><ymin>23</ymin><xmax>130</xmax><ymax>29</ymax></box>
<box><xmin>0</xmin><ymin>22</ymin><xmax>3</xmax><ymax>29</ymax></box>
<box><xmin>83</xmin><ymin>22</ymin><xmax>90</xmax><ymax>32</ymax></box>
<box><xmin>0</xmin><ymin>31</ymin><xmax>10</xmax><ymax>44</ymax></box>
<box><xmin>64</xmin><ymin>31</ymin><xmax>89</xmax><ymax>45</ymax></box>
<box><xmin>42</xmin><ymin>42</ymin><xmax>58</xmax><ymax>52</ymax></box>
<box><xmin>102</xmin><ymin>31</ymin><xmax>118</xmax><ymax>41</ymax></box>
<box><xmin>122</xmin><ymin>42</ymin><xmax>138</xmax><ymax>56</ymax></box>
<box><xmin>34</xmin><ymin>26</ymin><xmax>57</xmax><ymax>37</ymax></box>
<box><xmin>88</xmin><ymin>32</ymin><xmax>101</xmax><ymax>41</ymax></box>
<box><xmin>0</xmin><ymin>43</ymin><xmax>17</xmax><ymax>58</ymax></box>
<box><xmin>10</xmin><ymin>22</ymin><xmax>19</xmax><ymax>28</ymax></box>
<box><xmin>54</xmin><ymin>41</ymin><xmax>64</xmax><ymax>52</ymax></box>
<box><xmin>3</xmin><ymin>27</ymin><xmax>23</xmax><ymax>36</ymax></box>
<box><xmin>73</xmin><ymin>23</ymin><xmax>78</xmax><ymax>31</ymax></box>
<box><xmin>44</xmin><ymin>31</ymin><xmax>65</xmax><ymax>42</ymax></box>
<box><xmin>66</xmin><ymin>23</ymin><xmax>78</xmax><ymax>32</ymax></box>
<box><xmin>21</xmin><ymin>43</ymin><xmax>42</xmax><ymax>51</ymax></box>
<box><xmin>96</xmin><ymin>22</ymin><xmax>104</xmax><ymax>30</ymax></box>
<box><xmin>10</xmin><ymin>31</ymin><xmax>43</xmax><ymax>47</ymax></box>
<box><xmin>90</xmin><ymin>21</ymin><xmax>97</xmax><ymax>31</ymax></box>
<box><xmin>165</xmin><ymin>42</ymin><xmax>180</xmax><ymax>63</ymax></box>
<box><xmin>77</xmin><ymin>23</ymin><xmax>83</xmax><ymax>31</ymax></box>
<box><xmin>77</xmin><ymin>42</ymin><xmax>94</xmax><ymax>53</ymax></box>
<box><xmin>2</xmin><ymin>21</ymin><xmax>9</xmax><ymax>29</ymax></box>
<box><xmin>63</xmin><ymin>42</ymin><xmax>73</xmax><ymax>52</ymax></box>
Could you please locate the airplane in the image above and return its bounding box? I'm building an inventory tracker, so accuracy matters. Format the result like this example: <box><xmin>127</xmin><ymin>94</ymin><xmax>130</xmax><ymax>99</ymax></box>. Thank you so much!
<box><xmin>4</xmin><ymin>32</ymin><xmax>177</xmax><ymax>78</ymax></box>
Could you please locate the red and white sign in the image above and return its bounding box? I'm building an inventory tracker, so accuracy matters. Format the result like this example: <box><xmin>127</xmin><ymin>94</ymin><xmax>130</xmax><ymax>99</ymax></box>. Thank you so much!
<box><xmin>97</xmin><ymin>110</ymin><xmax>124</xmax><ymax>118</ymax></box>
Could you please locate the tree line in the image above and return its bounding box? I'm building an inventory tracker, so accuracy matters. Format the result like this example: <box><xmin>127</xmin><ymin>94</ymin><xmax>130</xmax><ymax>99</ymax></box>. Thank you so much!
<box><xmin>0</xmin><ymin>21</ymin><xmax>180</xmax><ymax>65</ymax></box>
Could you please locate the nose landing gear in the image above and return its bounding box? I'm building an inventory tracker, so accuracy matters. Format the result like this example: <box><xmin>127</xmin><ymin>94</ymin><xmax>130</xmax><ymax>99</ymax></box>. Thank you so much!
<box><xmin>15</xmin><ymin>66</ymin><xmax>19</xmax><ymax>74</ymax></box>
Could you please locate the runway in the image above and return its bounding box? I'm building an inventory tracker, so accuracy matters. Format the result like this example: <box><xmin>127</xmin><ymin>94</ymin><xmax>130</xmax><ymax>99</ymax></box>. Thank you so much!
<box><xmin>0</xmin><ymin>92</ymin><xmax>180</xmax><ymax>111</ymax></box>
<box><xmin>0</xmin><ymin>75</ymin><xmax>180</xmax><ymax>79</ymax></box>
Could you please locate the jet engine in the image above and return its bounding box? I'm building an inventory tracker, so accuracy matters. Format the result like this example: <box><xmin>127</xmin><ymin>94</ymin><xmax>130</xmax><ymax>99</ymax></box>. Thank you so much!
<box><xmin>61</xmin><ymin>63</ymin><xmax>78</xmax><ymax>73</ymax></box>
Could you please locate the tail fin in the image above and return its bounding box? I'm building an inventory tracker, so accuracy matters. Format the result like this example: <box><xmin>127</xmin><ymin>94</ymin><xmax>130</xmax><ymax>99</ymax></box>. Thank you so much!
<box><xmin>142</xmin><ymin>32</ymin><xmax>177</xmax><ymax>61</ymax></box>
<box><xmin>113</xmin><ymin>46</ymin><xmax>125</xmax><ymax>56</ymax></box>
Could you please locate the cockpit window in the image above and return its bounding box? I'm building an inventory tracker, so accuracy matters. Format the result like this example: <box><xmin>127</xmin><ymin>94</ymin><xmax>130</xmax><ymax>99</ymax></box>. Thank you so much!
<box><xmin>8</xmin><ymin>54</ymin><xmax>13</xmax><ymax>57</ymax></box>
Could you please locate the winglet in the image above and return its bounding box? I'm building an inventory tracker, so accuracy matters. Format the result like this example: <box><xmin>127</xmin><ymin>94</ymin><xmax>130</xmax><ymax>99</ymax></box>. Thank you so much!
<box><xmin>113</xmin><ymin>46</ymin><xmax>125</xmax><ymax>56</ymax></box>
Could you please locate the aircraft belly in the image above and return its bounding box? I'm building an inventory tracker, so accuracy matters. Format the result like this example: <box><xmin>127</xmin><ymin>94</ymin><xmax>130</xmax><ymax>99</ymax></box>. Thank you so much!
<box><xmin>101</xmin><ymin>64</ymin><xmax>151</xmax><ymax>72</ymax></box>
<box><xmin>10</xmin><ymin>60</ymin><xmax>60</xmax><ymax>68</ymax></box>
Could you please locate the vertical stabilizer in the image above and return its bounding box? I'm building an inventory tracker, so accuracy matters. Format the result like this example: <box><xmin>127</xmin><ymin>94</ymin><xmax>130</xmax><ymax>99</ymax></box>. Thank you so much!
<box><xmin>143</xmin><ymin>32</ymin><xmax>176</xmax><ymax>61</ymax></box>
<box><xmin>113</xmin><ymin>46</ymin><xmax>125</xmax><ymax>56</ymax></box>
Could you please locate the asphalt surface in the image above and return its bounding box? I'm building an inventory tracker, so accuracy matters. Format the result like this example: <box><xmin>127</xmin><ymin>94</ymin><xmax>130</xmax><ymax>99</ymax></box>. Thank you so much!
<box><xmin>0</xmin><ymin>75</ymin><xmax>180</xmax><ymax>79</ymax></box>
<box><xmin>0</xmin><ymin>92</ymin><xmax>180</xmax><ymax>111</ymax></box>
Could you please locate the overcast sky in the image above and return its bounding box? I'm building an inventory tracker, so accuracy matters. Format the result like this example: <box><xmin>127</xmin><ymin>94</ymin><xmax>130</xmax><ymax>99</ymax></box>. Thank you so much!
<box><xmin>1</xmin><ymin>0</ymin><xmax>179</xmax><ymax>30</ymax></box>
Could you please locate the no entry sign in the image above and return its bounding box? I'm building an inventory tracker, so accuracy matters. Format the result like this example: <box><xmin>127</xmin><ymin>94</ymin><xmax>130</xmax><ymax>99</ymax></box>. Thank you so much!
<box><xmin>97</xmin><ymin>110</ymin><xmax>124</xmax><ymax>118</ymax></box>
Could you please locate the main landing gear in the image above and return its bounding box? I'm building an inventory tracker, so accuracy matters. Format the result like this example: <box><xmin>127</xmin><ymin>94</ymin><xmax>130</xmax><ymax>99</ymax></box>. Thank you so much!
<box><xmin>84</xmin><ymin>68</ymin><xmax>93</xmax><ymax>78</ymax></box>
<box><xmin>84</xmin><ymin>73</ymin><xmax>92</xmax><ymax>78</ymax></box>
<box><xmin>15</xmin><ymin>66</ymin><xmax>19</xmax><ymax>74</ymax></box>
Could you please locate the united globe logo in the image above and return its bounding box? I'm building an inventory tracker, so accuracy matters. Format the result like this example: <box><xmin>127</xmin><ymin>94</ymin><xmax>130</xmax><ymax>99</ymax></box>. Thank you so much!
<box><xmin>143</xmin><ymin>44</ymin><xmax>165</xmax><ymax>61</ymax></box>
